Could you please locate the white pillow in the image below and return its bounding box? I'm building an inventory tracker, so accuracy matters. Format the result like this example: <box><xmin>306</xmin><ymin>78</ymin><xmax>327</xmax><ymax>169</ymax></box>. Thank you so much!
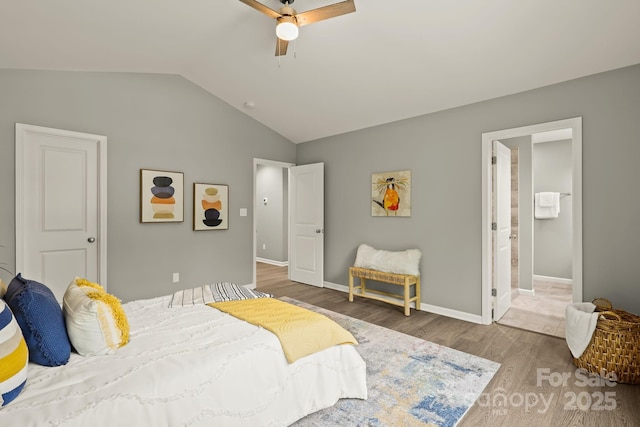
<box><xmin>354</xmin><ymin>244</ymin><xmax>422</xmax><ymax>276</ymax></box>
<box><xmin>62</xmin><ymin>278</ymin><xmax>129</xmax><ymax>356</ymax></box>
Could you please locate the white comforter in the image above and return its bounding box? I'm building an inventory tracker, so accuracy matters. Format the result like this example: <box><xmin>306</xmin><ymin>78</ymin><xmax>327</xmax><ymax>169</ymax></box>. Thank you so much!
<box><xmin>1</xmin><ymin>295</ymin><xmax>367</xmax><ymax>426</ymax></box>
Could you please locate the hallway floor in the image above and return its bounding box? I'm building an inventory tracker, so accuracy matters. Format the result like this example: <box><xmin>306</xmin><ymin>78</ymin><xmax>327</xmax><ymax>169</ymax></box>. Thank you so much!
<box><xmin>497</xmin><ymin>279</ymin><xmax>572</xmax><ymax>338</ymax></box>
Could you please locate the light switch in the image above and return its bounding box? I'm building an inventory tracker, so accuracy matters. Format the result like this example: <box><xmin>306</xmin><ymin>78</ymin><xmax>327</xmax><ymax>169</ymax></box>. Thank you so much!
<box><xmin>239</xmin><ymin>208</ymin><xmax>247</xmax><ymax>217</ymax></box>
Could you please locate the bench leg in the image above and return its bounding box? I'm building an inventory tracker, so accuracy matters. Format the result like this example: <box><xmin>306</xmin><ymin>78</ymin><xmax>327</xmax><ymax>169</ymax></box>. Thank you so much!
<box><xmin>404</xmin><ymin>279</ymin><xmax>410</xmax><ymax>316</ymax></box>
<box><xmin>348</xmin><ymin>272</ymin><xmax>354</xmax><ymax>302</ymax></box>
<box><xmin>415</xmin><ymin>276</ymin><xmax>421</xmax><ymax>311</ymax></box>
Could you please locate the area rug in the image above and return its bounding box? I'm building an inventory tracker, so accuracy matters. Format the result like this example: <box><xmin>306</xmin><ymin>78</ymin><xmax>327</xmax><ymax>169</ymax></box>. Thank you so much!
<box><xmin>282</xmin><ymin>297</ymin><xmax>501</xmax><ymax>427</ymax></box>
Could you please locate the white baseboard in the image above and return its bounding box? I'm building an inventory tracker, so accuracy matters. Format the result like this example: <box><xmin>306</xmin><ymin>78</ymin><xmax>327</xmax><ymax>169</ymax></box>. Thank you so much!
<box><xmin>256</xmin><ymin>257</ymin><xmax>289</xmax><ymax>267</ymax></box>
<box><xmin>323</xmin><ymin>281</ymin><xmax>346</xmax><ymax>292</ymax></box>
<box><xmin>517</xmin><ymin>288</ymin><xmax>535</xmax><ymax>297</ymax></box>
<box><xmin>420</xmin><ymin>303</ymin><xmax>484</xmax><ymax>324</ymax></box>
<box><xmin>323</xmin><ymin>281</ymin><xmax>485</xmax><ymax>325</ymax></box>
<box><xmin>533</xmin><ymin>275</ymin><xmax>573</xmax><ymax>285</ymax></box>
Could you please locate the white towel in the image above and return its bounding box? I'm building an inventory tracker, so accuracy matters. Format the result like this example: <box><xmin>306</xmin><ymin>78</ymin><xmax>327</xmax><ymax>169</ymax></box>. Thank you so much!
<box><xmin>565</xmin><ymin>302</ymin><xmax>599</xmax><ymax>358</ymax></box>
<box><xmin>534</xmin><ymin>192</ymin><xmax>560</xmax><ymax>219</ymax></box>
<box><xmin>538</xmin><ymin>192</ymin><xmax>555</xmax><ymax>207</ymax></box>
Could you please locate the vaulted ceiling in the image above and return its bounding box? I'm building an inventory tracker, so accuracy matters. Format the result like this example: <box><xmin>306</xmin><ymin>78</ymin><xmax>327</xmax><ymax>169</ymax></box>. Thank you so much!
<box><xmin>1</xmin><ymin>1</ymin><xmax>640</xmax><ymax>143</ymax></box>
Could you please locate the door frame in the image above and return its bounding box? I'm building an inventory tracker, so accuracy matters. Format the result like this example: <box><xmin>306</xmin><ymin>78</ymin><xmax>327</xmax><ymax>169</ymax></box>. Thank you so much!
<box><xmin>15</xmin><ymin>123</ymin><xmax>108</xmax><ymax>287</ymax></box>
<box><xmin>252</xmin><ymin>158</ymin><xmax>295</xmax><ymax>288</ymax></box>
<box><xmin>481</xmin><ymin>117</ymin><xmax>582</xmax><ymax>324</ymax></box>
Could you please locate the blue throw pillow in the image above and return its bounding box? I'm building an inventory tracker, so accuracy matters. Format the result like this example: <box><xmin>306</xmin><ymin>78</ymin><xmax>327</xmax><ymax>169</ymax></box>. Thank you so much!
<box><xmin>4</xmin><ymin>274</ymin><xmax>71</xmax><ymax>366</ymax></box>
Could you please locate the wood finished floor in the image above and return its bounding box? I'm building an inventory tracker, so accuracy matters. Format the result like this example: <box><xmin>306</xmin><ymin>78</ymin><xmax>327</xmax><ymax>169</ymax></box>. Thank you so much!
<box><xmin>256</xmin><ymin>262</ymin><xmax>640</xmax><ymax>427</ymax></box>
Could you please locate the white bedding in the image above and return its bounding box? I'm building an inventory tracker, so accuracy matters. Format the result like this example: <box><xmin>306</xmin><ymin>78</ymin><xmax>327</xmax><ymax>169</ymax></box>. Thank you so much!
<box><xmin>1</xmin><ymin>295</ymin><xmax>367</xmax><ymax>426</ymax></box>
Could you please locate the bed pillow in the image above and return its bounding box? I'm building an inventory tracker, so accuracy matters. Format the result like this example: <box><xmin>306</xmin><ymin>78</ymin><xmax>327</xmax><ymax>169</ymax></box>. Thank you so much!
<box><xmin>0</xmin><ymin>278</ymin><xmax>7</xmax><ymax>298</ymax></box>
<box><xmin>353</xmin><ymin>243</ymin><xmax>422</xmax><ymax>276</ymax></box>
<box><xmin>4</xmin><ymin>274</ymin><xmax>71</xmax><ymax>366</ymax></box>
<box><xmin>63</xmin><ymin>278</ymin><xmax>130</xmax><ymax>356</ymax></box>
<box><xmin>0</xmin><ymin>299</ymin><xmax>28</xmax><ymax>407</ymax></box>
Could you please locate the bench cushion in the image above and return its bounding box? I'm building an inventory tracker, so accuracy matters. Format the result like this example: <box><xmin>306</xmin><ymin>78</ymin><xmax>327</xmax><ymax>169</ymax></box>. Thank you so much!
<box><xmin>353</xmin><ymin>244</ymin><xmax>421</xmax><ymax>276</ymax></box>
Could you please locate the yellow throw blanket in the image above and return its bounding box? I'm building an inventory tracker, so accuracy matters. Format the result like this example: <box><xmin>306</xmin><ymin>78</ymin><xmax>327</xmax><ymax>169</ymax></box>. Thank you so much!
<box><xmin>209</xmin><ymin>298</ymin><xmax>357</xmax><ymax>363</ymax></box>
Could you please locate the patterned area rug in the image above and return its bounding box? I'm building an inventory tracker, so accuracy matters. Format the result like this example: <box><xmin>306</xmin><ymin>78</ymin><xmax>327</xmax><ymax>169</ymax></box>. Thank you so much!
<box><xmin>283</xmin><ymin>297</ymin><xmax>500</xmax><ymax>427</ymax></box>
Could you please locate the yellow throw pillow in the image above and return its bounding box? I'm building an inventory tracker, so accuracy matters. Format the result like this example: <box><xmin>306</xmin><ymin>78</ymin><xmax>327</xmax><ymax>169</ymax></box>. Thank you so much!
<box><xmin>62</xmin><ymin>278</ymin><xmax>129</xmax><ymax>356</ymax></box>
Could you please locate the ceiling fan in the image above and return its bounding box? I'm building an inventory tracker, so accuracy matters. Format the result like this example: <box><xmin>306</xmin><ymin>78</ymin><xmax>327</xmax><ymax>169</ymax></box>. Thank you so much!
<box><xmin>238</xmin><ymin>0</ymin><xmax>356</xmax><ymax>56</ymax></box>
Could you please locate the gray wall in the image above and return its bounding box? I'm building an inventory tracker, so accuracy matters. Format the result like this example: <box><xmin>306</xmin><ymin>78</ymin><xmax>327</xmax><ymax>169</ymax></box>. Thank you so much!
<box><xmin>501</xmin><ymin>136</ymin><xmax>533</xmax><ymax>292</ymax></box>
<box><xmin>534</xmin><ymin>140</ymin><xmax>573</xmax><ymax>279</ymax></box>
<box><xmin>0</xmin><ymin>70</ymin><xmax>296</xmax><ymax>302</ymax></box>
<box><xmin>297</xmin><ymin>63</ymin><xmax>640</xmax><ymax>315</ymax></box>
<box><xmin>2</xmin><ymin>64</ymin><xmax>640</xmax><ymax>316</ymax></box>
<box><xmin>256</xmin><ymin>164</ymin><xmax>288</xmax><ymax>263</ymax></box>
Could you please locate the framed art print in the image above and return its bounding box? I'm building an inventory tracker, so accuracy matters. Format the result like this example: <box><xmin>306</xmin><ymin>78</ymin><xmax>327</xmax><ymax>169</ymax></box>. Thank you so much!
<box><xmin>193</xmin><ymin>183</ymin><xmax>228</xmax><ymax>230</ymax></box>
<box><xmin>140</xmin><ymin>169</ymin><xmax>184</xmax><ymax>223</ymax></box>
<box><xmin>371</xmin><ymin>170</ymin><xmax>411</xmax><ymax>217</ymax></box>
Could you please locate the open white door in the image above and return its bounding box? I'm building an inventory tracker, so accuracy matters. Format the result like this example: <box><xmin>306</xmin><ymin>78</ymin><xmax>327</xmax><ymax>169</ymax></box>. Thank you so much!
<box><xmin>15</xmin><ymin>124</ymin><xmax>107</xmax><ymax>301</ymax></box>
<box><xmin>493</xmin><ymin>140</ymin><xmax>512</xmax><ymax>320</ymax></box>
<box><xmin>289</xmin><ymin>163</ymin><xmax>324</xmax><ymax>287</ymax></box>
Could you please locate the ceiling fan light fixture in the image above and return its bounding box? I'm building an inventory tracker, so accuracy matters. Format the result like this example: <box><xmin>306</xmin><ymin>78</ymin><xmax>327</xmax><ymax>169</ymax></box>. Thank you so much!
<box><xmin>239</xmin><ymin>0</ymin><xmax>356</xmax><ymax>56</ymax></box>
<box><xmin>276</xmin><ymin>18</ymin><xmax>298</xmax><ymax>41</ymax></box>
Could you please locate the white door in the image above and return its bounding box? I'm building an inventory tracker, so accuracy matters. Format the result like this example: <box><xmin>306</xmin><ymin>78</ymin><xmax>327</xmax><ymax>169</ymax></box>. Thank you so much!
<box><xmin>493</xmin><ymin>140</ymin><xmax>512</xmax><ymax>320</ymax></box>
<box><xmin>289</xmin><ymin>163</ymin><xmax>324</xmax><ymax>287</ymax></box>
<box><xmin>15</xmin><ymin>124</ymin><xmax>107</xmax><ymax>301</ymax></box>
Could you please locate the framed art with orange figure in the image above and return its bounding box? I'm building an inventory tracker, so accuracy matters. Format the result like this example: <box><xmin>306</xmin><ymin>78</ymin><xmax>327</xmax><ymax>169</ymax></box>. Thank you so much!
<box><xmin>193</xmin><ymin>183</ymin><xmax>229</xmax><ymax>230</ymax></box>
<box><xmin>371</xmin><ymin>170</ymin><xmax>411</xmax><ymax>217</ymax></box>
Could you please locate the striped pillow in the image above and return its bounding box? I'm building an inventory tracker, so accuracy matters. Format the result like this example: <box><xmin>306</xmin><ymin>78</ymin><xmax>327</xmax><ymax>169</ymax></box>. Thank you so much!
<box><xmin>63</xmin><ymin>278</ymin><xmax>129</xmax><ymax>356</ymax></box>
<box><xmin>0</xmin><ymin>299</ymin><xmax>28</xmax><ymax>407</ymax></box>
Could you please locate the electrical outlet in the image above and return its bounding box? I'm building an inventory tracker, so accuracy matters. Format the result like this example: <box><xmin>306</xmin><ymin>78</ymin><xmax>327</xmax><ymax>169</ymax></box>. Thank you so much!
<box><xmin>172</xmin><ymin>272</ymin><xmax>179</xmax><ymax>283</ymax></box>
<box><xmin>262</xmin><ymin>243</ymin><xmax>266</xmax><ymax>250</ymax></box>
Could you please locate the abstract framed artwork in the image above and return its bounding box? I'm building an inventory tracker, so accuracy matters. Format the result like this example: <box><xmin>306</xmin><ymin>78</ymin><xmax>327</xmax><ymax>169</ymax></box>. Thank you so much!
<box><xmin>140</xmin><ymin>169</ymin><xmax>184</xmax><ymax>223</ymax></box>
<box><xmin>371</xmin><ymin>170</ymin><xmax>411</xmax><ymax>217</ymax></box>
<box><xmin>193</xmin><ymin>183</ymin><xmax>229</xmax><ymax>231</ymax></box>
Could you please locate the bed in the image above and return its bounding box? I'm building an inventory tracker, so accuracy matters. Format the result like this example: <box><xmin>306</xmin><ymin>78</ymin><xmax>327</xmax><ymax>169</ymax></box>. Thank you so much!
<box><xmin>1</xmin><ymin>290</ymin><xmax>367</xmax><ymax>426</ymax></box>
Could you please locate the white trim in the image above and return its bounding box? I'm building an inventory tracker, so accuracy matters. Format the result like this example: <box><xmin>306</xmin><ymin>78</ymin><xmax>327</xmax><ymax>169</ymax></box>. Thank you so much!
<box><xmin>15</xmin><ymin>123</ymin><xmax>108</xmax><ymax>289</ymax></box>
<box><xmin>517</xmin><ymin>288</ymin><xmax>535</xmax><ymax>297</ymax></box>
<box><xmin>253</xmin><ymin>158</ymin><xmax>295</xmax><ymax>288</ymax></box>
<box><xmin>256</xmin><ymin>257</ymin><xmax>289</xmax><ymax>267</ymax></box>
<box><xmin>15</xmin><ymin>126</ymin><xmax>24</xmax><ymax>276</ymax></box>
<box><xmin>323</xmin><ymin>281</ymin><xmax>485</xmax><ymax>324</ymax></box>
<box><xmin>323</xmin><ymin>281</ymin><xmax>349</xmax><ymax>293</ymax></box>
<box><xmin>481</xmin><ymin>117</ymin><xmax>583</xmax><ymax>325</ymax></box>
<box><xmin>98</xmin><ymin>132</ymin><xmax>108</xmax><ymax>289</ymax></box>
<box><xmin>533</xmin><ymin>275</ymin><xmax>573</xmax><ymax>286</ymax></box>
<box><xmin>420</xmin><ymin>303</ymin><xmax>485</xmax><ymax>325</ymax></box>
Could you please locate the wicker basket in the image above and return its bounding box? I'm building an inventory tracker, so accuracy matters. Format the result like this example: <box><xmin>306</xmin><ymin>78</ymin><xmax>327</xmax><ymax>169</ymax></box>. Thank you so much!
<box><xmin>572</xmin><ymin>298</ymin><xmax>640</xmax><ymax>384</ymax></box>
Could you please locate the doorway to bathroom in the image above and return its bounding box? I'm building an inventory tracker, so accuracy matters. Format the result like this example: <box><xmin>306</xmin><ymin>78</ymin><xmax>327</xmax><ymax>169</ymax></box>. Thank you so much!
<box><xmin>498</xmin><ymin>132</ymin><xmax>574</xmax><ymax>337</ymax></box>
<box><xmin>481</xmin><ymin>117</ymin><xmax>583</xmax><ymax>337</ymax></box>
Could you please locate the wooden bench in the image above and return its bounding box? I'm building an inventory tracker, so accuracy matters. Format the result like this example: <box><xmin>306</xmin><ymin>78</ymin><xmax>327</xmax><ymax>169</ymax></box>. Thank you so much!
<box><xmin>348</xmin><ymin>266</ymin><xmax>421</xmax><ymax>316</ymax></box>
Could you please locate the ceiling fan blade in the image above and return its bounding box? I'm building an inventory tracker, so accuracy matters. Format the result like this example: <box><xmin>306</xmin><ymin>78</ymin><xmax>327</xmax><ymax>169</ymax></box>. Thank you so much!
<box><xmin>238</xmin><ymin>0</ymin><xmax>281</xmax><ymax>19</ymax></box>
<box><xmin>295</xmin><ymin>0</ymin><xmax>356</xmax><ymax>27</ymax></box>
<box><xmin>275</xmin><ymin>38</ymin><xmax>289</xmax><ymax>56</ymax></box>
